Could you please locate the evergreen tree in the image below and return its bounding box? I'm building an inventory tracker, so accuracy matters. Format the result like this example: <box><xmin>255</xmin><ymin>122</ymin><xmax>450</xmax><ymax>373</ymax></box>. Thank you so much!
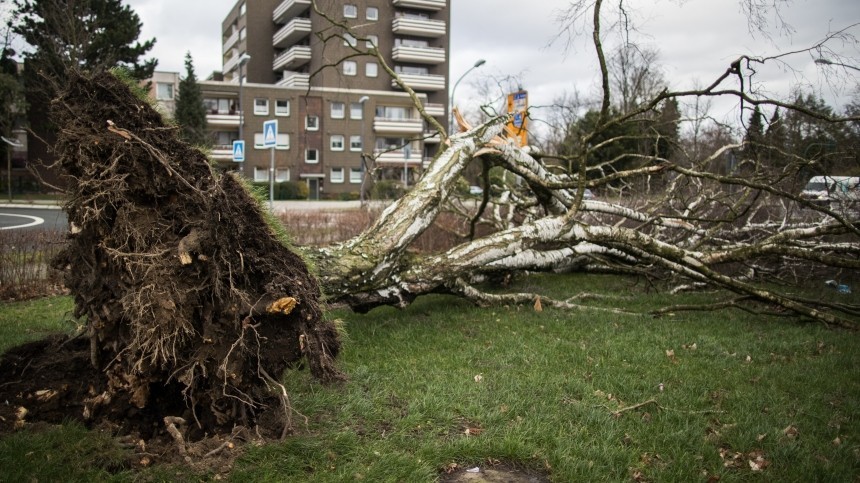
<box><xmin>174</xmin><ymin>52</ymin><xmax>209</xmax><ymax>147</ymax></box>
<box><xmin>742</xmin><ymin>105</ymin><xmax>764</xmax><ymax>160</ymax></box>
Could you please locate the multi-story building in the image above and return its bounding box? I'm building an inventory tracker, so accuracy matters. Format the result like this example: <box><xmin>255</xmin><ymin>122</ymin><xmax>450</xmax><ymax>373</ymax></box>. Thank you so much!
<box><xmin>203</xmin><ymin>0</ymin><xmax>450</xmax><ymax>199</ymax></box>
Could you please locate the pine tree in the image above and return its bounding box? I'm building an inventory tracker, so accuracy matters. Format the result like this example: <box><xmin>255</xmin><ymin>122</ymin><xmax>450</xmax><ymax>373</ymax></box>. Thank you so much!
<box><xmin>743</xmin><ymin>105</ymin><xmax>764</xmax><ymax>161</ymax></box>
<box><xmin>174</xmin><ymin>52</ymin><xmax>209</xmax><ymax>147</ymax></box>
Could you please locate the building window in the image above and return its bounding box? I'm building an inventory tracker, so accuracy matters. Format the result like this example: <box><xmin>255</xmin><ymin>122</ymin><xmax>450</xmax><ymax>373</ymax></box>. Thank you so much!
<box><xmin>366</xmin><ymin>7</ymin><xmax>379</xmax><ymax>21</ymax></box>
<box><xmin>350</xmin><ymin>135</ymin><xmax>362</xmax><ymax>151</ymax></box>
<box><xmin>350</xmin><ymin>103</ymin><xmax>363</xmax><ymax>119</ymax></box>
<box><xmin>276</xmin><ymin>134</ymin><xmax>290</xmax><ymax>150</ymax></box>
<box><xmin>305</xmin><ymin>115</ymin><xmax>319</xmax><ymax>131</ymax></box>
<box><xmin>366</xmin><ymin>62</ymin><xmax>378</xmax><ymax>78</ymax></box>
<box><xmin>239</xmin><ymin>27</ymin><xmax>246</xmax><ymax>40</ymax></box>
<box><xmin>395</xmin><ymin>65</ymin><xmax>429</xmax><ymax>76</ymax></box>
<box><xmin>350</xmin><ymin>168</ymin><xmax>362</xmax><ymax>184</ymax></box>
<box><xmin>331</xmin><ymin>102</ymin><xmax>345</xmax><ymax>119</ymax></box>
<box><xmin>343</xmin><ymin>4</ymin><xmax>357</xmax><ymax>18</ymax></box>
<box><xmin>375</xmin><ymin>105</ymin><xmax>412</xmax><ymax>120</ymax></box>
<box><xmin>253</xmin><ymin>166</ymin><xmax>268</xmax><ymax>182</ymax></box>
<box><xmin>343</xmin><ymin>61</ymin><xmax>357</xmax><ymax>76</ymax></box>
<box><xmin>156</xmin><ymin>82</ymin><xmax>174</xmax><ymax>100</ymax></box>
<box><xmin>343</xmin><ymin>33</ymin><xmax>357</xmax><ymax>47</ymax></box>
<box><xmin>239</xmin><ymin>2</ymin><xmax>246</xmax><ymax>16</ymax></box>
<box><xmin>366</xmin><ymin>35</ymin><xmax>378</xmax><ymax>49</ymax></box>
<box><xmin>276</xmin><ymin>169</ymin><xmax>290</xmax><ymax>182</ymax></box>
<box><xmin>204</xmin><ymin>97</ymin><xmax>235</xmax><ymax>114</ymax></box>
<box><xmin>330</xmin><ymin>135</ymin><xmax>344</xmax><ymax>151</ymax></box>
<box><xmin>254</xmin><ymin>98</ymin><xmax>269</xmax><ymax>115</ymax></box>
<box><xmin>330</xmin><ymin>167</ymin><xmax>345</xmax><ymax>183</ymax></box>
<box><xmin>275</xmin><ymin>99</ymin><xmax>290</xmax><ymax>116</ymax></box>
<box><xmin>305</xmin><ymin>148</ymin><xmax>319</xmax><ymax>164</ymax></box>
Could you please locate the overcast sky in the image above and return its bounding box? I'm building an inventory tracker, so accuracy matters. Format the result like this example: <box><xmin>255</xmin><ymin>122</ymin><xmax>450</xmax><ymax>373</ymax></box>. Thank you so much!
<box><xmin>74</xmin><ymin>1</ymin><xmax>860</xmax><ymax>125</ymax></box>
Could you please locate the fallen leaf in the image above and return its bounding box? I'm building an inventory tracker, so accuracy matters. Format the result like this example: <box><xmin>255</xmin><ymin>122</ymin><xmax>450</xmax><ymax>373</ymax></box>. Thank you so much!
<box><xmin>783</xmin><ymin>425</ymin><xmax>799</xmax><ymax>439</ymax></box>
<box><xmin>756</xmin><ymin>433</ymin><xmax>767</xmax><ymax>442</ymax></box>
<box><xmin>474</xmin><ymin>374</ymin><xmax>483</xmax><ymax>383</ymax></box>
<box><xmin>534</xmin><ymin>296</ymin><xmax>543</xmax><ymax>312</ymax></box>
<box><xmin>745</xmin><ymin>355</ymin><xmax>752</xmax><ymax>363</ymax></box>
<box><xmin>832</xmin><ymin>436</ymin><xmax>841</xmax><ymax>446</ymax></box>
<box><xmin>665</xmin><ymin>349</ymin><xmax>677</xmax><ymax>363</ymax></box>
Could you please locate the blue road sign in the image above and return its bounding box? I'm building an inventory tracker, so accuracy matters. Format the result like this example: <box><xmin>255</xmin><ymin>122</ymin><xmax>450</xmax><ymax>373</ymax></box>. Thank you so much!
<box><xmin>263</xmin><ymin>120</ymin><xmax>278</xmax><ymax>148</ymax></box>
<box><xmin>232</xmin><ymin>140</ymin><xmax>245</xmax><ymax>162</ymax></box>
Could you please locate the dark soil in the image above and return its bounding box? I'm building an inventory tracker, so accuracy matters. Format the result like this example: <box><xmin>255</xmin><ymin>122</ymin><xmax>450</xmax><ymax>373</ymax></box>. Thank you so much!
<box><xmin>0</xmin><ymin>70</ymin><xmax>343</xmax><ymax>468</ymax></box>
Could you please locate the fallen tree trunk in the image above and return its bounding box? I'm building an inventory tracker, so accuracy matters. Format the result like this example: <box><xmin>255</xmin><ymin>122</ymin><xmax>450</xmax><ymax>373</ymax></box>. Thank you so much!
<box><xmin>50</xmin><ymin>71</ymin><xmax>342</xmax><ymax>435</ymax></box>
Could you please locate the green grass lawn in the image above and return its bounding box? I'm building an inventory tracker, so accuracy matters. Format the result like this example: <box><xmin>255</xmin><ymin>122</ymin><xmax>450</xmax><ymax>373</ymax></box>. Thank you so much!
<box><xmin>1</xmin><ymin>274</ymin><xmax>858</xmax><ymax>482</ymax></box>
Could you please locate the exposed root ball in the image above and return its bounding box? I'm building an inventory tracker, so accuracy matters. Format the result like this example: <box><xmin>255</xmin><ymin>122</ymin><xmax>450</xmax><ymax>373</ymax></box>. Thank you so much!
<box><xmin>49</xmin><ymin>70</ymin><xmax>343</xmax><ymax>434</ymax></box>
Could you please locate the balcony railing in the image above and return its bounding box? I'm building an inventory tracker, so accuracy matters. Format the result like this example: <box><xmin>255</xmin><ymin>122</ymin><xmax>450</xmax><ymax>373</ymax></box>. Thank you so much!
<box><xmin>392</xmin><ymin>0</ymin><xmax>446</xmax><ymax>10</ymax></box>
<box><xmin>223</xmin><ymin>52</ymin><xmax>240</xmax><ymax>75</ymax></box>
<box><xmin>392</xmin><ymin>73</ymin><xmax>446</xmax><ymax>91</ymax></box>
<box><xmin>273</xmin><ymin>45</ymin><xmax>312</xmax><ymax>71</ymax></box>
<box><xmin>210</xmin><ymin>144</ymin><xmax>234</xmax><ymax>161</ymax></box>
<box><xmin>391</xmin><ymin>17</ymin><xmax>446</xmax><ymax>37</ymax></box>
<box><xmin>373</xmin><ymin>117</ymin><xmax>423</xmax><ymax>134</ymax></box>
<box><xmin>273</xmin><ymin>0</ymin><xmax>311</xmax><ymax>24</ymax></box>
<box><xmin>223</xmin><ymin>29</ymin><xmax>239</xmax><ymax>52</ymax></box>
<box><xmin>422</xmin><ymin>131</ymin><xmax>441</xmax><ymax>144</ymax></box>
<box><xmin>392</xmin><ymin>45</ymin><xmax>446</xmax><ymax>64</ymax></box>
<box><xmin>277</xmin><ymin>72</ymin><xmax>310</xmax><ymax>88</ymax></box>
<box><xmin>273</xmin><ymin>17</ymin><xmax>312</xmax><ymax>48</ymax></box>
<box><xmin>422</xmin><ymin>103</ymin><xmax>445</xmax><ymax>117</ymax></box>
<box><xmin>374</xmin><ymin>150</ymin><xmax>424</xmax><ymax>165</ymax></box>
<box><xmin>206</xmin><ymin>113</ymin><xmax>240</xmax><ymax>126</ymax></box>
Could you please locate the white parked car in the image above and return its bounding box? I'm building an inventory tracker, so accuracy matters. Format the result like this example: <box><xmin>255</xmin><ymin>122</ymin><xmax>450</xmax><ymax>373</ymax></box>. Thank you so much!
<box><xmin>800</xmin><ymin>176</ymin><xmax>860</xmax><ymax>207</ymax></box>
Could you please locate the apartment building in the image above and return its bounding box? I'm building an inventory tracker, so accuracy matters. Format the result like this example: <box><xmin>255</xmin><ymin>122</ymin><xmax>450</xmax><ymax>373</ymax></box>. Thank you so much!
<box><xmin>204</xmin><ymin>0</ymin><xmax>450</xmax><ymax>199</ymax></box>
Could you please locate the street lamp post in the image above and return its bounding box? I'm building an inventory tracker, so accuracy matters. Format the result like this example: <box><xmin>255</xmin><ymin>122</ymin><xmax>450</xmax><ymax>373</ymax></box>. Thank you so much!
<box><xmin>814</xmin><ymin>58</ymin><xmax>860</xmax><ymax>72</ymax></box>
<box><xmin>237</xmin><ymin>53</ymin><xmax>251</xmax><ymax>176</ymax></box>
<box><xmin>1</xmin><ymin>136</ymin><xmax>23</xmax><ymax>203</ymax></box>
<box><xmin>449</xmin><ymin>59</ymin><xmax>486</xmax><ymax>134</ymax></box>
<box><xmin>358</xmin><ymin>95</ymin><xmax>370</xmax><ymax>205</ymax></box>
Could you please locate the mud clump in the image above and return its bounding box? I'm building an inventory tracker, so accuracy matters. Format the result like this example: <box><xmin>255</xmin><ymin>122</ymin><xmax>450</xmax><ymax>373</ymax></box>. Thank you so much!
<box><xmin>0</xmin><ymin>70</ymin><xmax>343</xmax><ymax>448</ymax></box>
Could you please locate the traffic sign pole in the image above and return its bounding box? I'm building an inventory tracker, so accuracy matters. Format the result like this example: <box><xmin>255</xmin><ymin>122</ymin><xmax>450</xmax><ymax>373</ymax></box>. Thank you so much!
<box><xmin>262</xmin><ymin>120</ymin><xmax>278</xmax><ymax>211</ymax></box>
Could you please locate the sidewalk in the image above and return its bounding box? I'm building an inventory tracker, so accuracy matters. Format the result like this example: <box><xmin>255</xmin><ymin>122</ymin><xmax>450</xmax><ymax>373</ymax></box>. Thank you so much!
<box><xmin>0</xmin><ymin>200</ymin><xmax>63</xmax><ymax>210</ymax></box>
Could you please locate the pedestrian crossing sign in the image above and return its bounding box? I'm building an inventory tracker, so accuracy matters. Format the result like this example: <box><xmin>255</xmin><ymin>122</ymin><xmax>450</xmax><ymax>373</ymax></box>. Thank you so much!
<box><xmin>263</xmin><ymin>120</ymin><xmax>278</xmax><ymax>148</ymax></box>
<box><xmin>232</xmin><ymin>140</ymin><xmax>245</xmax><ymax>162</ymax></box>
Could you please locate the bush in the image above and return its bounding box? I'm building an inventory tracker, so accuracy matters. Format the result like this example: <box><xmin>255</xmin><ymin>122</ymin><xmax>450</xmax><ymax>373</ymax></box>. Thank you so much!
<box><xmin>251</xmin><ymin>181</ymin><xmax>309</xmax><ymax>200</ymax></box>
<box><xmin>372</xmin><ymin>180</ymin><xmax>405</xmax><ymax>200</ymax></box>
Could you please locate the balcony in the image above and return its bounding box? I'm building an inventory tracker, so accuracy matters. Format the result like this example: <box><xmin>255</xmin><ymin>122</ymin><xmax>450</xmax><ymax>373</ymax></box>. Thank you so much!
<box><xmin>223</xmin><ymin>29</ymin><xmax>239</xmax><ymax>52</ymax></box>
<box><xmin>223</xmin><ymin>52</ymin><xmax>240</xmax><ymax>75</ymax></box>
<box><xmin>374</xmin><ymin>149</ymin><xmax>424</xmax><ymax>166</ymax></box>
<box><xmin>393</xmin><ymin>73</ymin><xmax>446</xmax><ymax>91</ymax></box>
<box><xmin>423</xmin><ymin>131</ymin><xmax>441</xmax><ymax>144</ymax></box>
<box><xmin>206</xmin><ymin>113</ymin><xmax>240</xmax><ymax>127</ymax></box>
<box><xmin>373</xmin><ymin>117</ymin><xmax>423</xmax><ymax>134</ymax></box>
<box><xmin>273</xmin><ymin>45</ymin><xmax>312</xmax><ymax>71</ymax></box>
<box><xmin>392</xmin><ymin>45</ymin><xmax>445</xmax><ymax>64</ymax></box>
<box><xmin>273</xmin><ymin>0</ymin><xmax>311</xmax><ymax>24</ymax></box>
<box><xmin>392</xmin><ymin>0</ymin><xmax>446</xmax><ymax>10</ymax></box>
<box><xmin>277</xmin><ymin>72</ymin><xmax>310</xmax><ymax>88</ymax></box>
<box><xmin>273</xmin><ymin>17</ymin><xmax>312</xmax><ymax>48</ymax></box>
<box><xmin>422</xmin><ymin>103</ymin><xmax>445</xmax><ymax>117</ymax></box>
<box><xmin>392</xmin><ymin>17</ymin><xmax>446</xmax><ymax>38</ymax></box>
<box><xmin>210</xmin><ymin>144</ymin><xmax>234</xmax><ymax>161</ymax></box>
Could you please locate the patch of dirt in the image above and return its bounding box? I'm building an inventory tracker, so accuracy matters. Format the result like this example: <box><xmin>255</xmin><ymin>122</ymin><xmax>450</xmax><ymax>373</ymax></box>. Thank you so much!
<box><xmin>440</xmin><ymin>462</ymin><xmax>550</xmax><ymax>483</ymax></box>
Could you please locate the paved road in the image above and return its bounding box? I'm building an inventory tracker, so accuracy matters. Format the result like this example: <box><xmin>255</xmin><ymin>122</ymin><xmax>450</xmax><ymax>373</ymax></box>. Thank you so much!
<box><xmin>0</xmin><ymin>207</ymin><xmax>67</xmax><ymax>231</ymax></box>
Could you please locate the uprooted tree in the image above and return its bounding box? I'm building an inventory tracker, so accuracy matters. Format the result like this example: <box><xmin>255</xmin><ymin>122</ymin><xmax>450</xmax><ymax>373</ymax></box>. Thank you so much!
<box><xmin>16</xmin><ymin>0</ymin><xmax>859</xmax><ymax>442</ymax></box>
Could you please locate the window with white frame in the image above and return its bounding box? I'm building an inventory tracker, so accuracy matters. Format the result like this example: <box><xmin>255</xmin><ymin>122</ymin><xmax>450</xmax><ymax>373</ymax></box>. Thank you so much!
<box><xmin>239</xmin><ymin>2</ymin><xmax>246</xmax><ymax>16</ymax></box>
<box><xmin>343</xmin><ymin>4</ymin><xmax>357</xmax><ymax>18</ymax></box>
<box><xmin>365</xmin><ymin>62</ymin><xmax>378</xmax><ymax>78</ymax></box>
<box><xmin>253</xmin><ymin>166</ymin><xmax>268</xmax><ymax>182</ymax></box>
<box><xmin>330</xmin><ymin>167</ymin><xmax>345</xmax><ymax>183</ymax></box>
<box><xmin>275</xmin><ymin>99</ymin><xmax>290</xmax><ymax>116</ymax></box>
<box><xmin>343</xmin><ymin>61</ymin><xmax>357</xmax><ymax>76</ymax></box>
<box><xmin>276</xmin><ymin>134</ymin><xmax>290</xmax><ymax>150</ymax></box>
<box><xmin>366</xmin><ymin>35</ymin><xmax>378</xmax><ymax>49</ymax></box>
<box><xmin>156</xmin><ymin>82</ymin><xmax>174</xmax><ymax>100</ymax></box>
<box><xmin>254</xmin><ymin>98</ymin><xmax>269</xmax><ymax>115</ymax></box>
<box><xmin>330</xmin><ymin>102</ymin><xmax>345</xmax><ymax>119</ymax></box>
<box><xmin>343</xmin><ymin>33</ymin><xmax>357</xmax><ymax>47</ymax></box>
<box><xmin>366</xmin><ymin>7</ymin><xmax>379</xmax><ymax>21</ymax></box>
<box><xmin>350</xmin><ymin>167</ymin><xmax>362</xmax><ymax>184</ymax></box>
<box><xmin>253</xmin><ymin>133</ymin><xmax>265</xmax><ymax>149</ymax></box>
<box><xmin>330</xmin><ymin>135</ymin><xmax>344</xmax><ymax>151</ymax></box>
<box><xmin>239</xmin><ymin>26</ymin><xmax>246</xmax><ymax>40</ymax></box>
<box><xmin>305</xmin><ymin>115</ymin><xmax>319</xmax><ymax>131</ymax></box>
<box><xmin>350</xmin><ymin>135</ymin><xmax>362</xmax><ymax>151</ymax></box>
<box><xmin>275</xmin><ymin>169</ymin><xmax>290</xmax><ymax>182</ymax></box>
<box><xmin>350</xmin><ymin>102</ymin><xmax>363</xmax><ymax>119</ymax></box>
<box><xmin>305</xmin><ymin>148</ymin><xmax>319</xmax><ymax>163</ymax></box>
